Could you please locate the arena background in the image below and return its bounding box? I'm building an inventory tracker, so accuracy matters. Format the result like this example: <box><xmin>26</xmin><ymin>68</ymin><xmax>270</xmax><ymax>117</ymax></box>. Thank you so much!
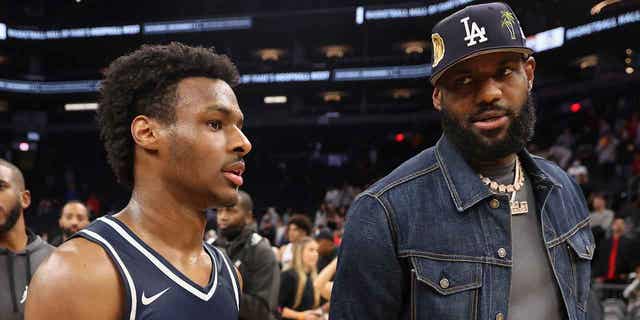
<box><xmin>0</xmin><ymin>0</ymin><xmax>640</xmax><ymax>316</ymax></box>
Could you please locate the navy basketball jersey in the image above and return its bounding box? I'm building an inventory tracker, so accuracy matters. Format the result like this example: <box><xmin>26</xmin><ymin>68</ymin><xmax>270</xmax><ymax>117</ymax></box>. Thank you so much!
<box><xmin>71</xmin><ymin>216</ymin><xmax>240</xmax><ymax>320</ymax></box>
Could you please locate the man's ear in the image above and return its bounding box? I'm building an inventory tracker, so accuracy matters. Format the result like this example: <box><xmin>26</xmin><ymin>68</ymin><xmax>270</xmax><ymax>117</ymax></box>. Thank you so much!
<box><xmin>21</xmin><ymin>190</ymin><xmax>31</xmax><ymax>210</ymax></box>
<box><xmin>131</xmin><ymin>115</ymin><xmax>162</xmax><ymax>151</ymax></box>
<box><xmin>432</xmin><ymin>87</ymin><xmax>443</xmax><ymax>111</ymax></box>
<box><xmin>524</xmin><ymin>56</ymin><xmax>536</xmax><ymax>91</ymax></box>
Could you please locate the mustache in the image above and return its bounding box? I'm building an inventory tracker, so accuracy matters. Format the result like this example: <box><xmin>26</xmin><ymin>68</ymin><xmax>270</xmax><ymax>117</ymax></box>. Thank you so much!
<box><xmin>467</xmin><ymin>104</ymin><xmax>516</xmax><ymax>122</ymax></box>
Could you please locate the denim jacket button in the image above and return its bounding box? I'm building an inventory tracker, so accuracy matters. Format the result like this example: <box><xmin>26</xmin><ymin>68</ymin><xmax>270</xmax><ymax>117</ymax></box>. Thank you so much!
<box><xmin>496</xmin><ymin>313</ymin><xmax>504</xmax><ymax>320</ymax></box>
<box><xmin>489</xmin><ymin>198</ymin><xmax>500</xmax><ymax>209</ymax></box>
<box><xmin>497</xmin><ymin>248</ymin><xmax>507</xmax><ymax>258</ymax></box>
<box><xmin>439</xmin><ymin>278</ymin><xmax>450</xmax><ymax>289</ymax></box>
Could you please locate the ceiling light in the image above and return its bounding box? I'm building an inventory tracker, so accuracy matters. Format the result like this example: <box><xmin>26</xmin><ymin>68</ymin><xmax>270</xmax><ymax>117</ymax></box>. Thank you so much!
<box><xmin>626</xmin><ymin>48</ymin><xmax>633</xmax><ymax>55</ymax></box>
<box><xmin>264</xmin><ymin>96</ymin><xmax>287</xmax><ymax>104</ymax></box>
<box><xmin>323</xmin><ymin>91</ymin><xmax>343</xmax><ymax>102</ymax></box>
<box><xmin>626</xmin><ymin>66</ymin><xmax>635</xmax><ymax>74</ymax></box>
<box><xmin>626</xmin><ymin>57</ymin><xmax>632</xmax><ymax>64</ymax></box>
<box><xmin>590</xmin><ymin>0</ymin><xmax>621</xmax><ymax>15</ymax></box>
<box><xmin>574</xmin><ymin>55</ymin><xmax>599</xmax><ymax>69</ymax></box>
<box><xmin>256</xmin><ymin>49</ymin><xmax>285</xmax><ymax>62</ymax></box>
<box><xmin>401</xmin><ymin>41</ymin><xmax>428</xmax><ymax>55</ymax></box>
<box><xmin>65</xmin><ymin>103</ymin><xmax>98</xmax><ymax>111</ymax></box>
<box><xmin>19</xmin><ymin>142</ymin><xmax>29</xmax><ymax>152</ymax></box>
<box><xmin>391</xmin><ymin>89</ymin><xmax>413</xmax><ymax>99</ymax></box>
<box><xmin>321</xmin><ymin>45</ymin><xmax>351</xmax><ymax>59</ymax></box>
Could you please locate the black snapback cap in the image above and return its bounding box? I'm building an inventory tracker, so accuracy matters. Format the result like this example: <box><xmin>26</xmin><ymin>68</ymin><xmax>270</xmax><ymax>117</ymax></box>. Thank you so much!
<box><xmin>429</xmin><ymin>2</ymin><xmax>533</xmax><ymax>85</ymax></box>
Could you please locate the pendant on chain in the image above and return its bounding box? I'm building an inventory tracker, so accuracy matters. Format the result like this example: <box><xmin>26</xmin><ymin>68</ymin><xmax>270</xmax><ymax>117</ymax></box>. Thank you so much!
<box><xmin>510</xmin><ymin>201</ymin><xmax>528</xmax><ymax>215</ymax></box>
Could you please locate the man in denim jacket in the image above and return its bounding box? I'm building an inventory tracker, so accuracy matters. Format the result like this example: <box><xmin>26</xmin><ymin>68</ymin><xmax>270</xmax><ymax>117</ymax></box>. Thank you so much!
<box><xmin>330</xmin><ymin>3</ymin><xmax>594</xmax><ymax>320</ymax></box>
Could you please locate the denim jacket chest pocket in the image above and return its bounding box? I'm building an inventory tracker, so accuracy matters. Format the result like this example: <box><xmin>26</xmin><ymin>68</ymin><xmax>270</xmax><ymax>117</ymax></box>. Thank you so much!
<box><xmin>410</xmin><ymin>256</ymin><xmax>483</xmax><ymax>320</ymax></box>
<box><xmin>562</xmin><ymin>226</ymin><xmax>595</xmax><ymax>313</ymax></box>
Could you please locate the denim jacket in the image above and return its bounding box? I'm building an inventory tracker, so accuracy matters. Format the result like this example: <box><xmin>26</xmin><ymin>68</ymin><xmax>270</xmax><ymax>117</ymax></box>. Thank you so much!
<box><xmin>330</xmin><ymin>135</ymin><xmax>594</xmax><ymax>320</ymax></box>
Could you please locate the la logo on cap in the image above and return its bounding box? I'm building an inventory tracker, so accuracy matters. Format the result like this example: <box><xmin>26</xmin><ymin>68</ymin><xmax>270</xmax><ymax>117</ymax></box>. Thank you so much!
<box><xmin>460</xmin><ymin>16</ymin><xmax>487</xmax><ymax>47</ymax></box>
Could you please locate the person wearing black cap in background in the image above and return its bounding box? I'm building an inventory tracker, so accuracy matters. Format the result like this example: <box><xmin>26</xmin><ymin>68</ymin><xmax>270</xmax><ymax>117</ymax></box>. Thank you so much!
<box><xmin>314</xmin><ymin>229</ymin><xmax>336</xmax><ymax>272</ymax></box>
<box><xmin>331</xmin><ymin>3</ymin><xmax>594</xmax><ymax>320</ymax></box>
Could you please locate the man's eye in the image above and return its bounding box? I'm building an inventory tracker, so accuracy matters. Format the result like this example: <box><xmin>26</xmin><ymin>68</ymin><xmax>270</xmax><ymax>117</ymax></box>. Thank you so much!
<box><xmin>208</xmin><ymin>120</ymin><xmax>223</xmax><ymax>130</ymax></box>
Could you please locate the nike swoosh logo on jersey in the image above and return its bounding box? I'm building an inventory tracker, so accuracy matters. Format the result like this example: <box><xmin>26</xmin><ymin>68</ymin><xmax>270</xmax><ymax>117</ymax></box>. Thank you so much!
<box><xmin>19</xmin><ymin>286</ymin><xmax>28</xmax><ymax>304</ymax></box>
<box><xmin>141</xmin><ymin>287</ymin><xmax>170</xmax><ymax>306</ymax></box>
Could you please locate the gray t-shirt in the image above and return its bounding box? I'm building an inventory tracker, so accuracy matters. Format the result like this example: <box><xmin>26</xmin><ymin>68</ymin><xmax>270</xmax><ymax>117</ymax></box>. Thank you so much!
<box><xmin>589</xmin><ymin>209</ymin><xmax>614</xmax><ymax>230</ymax></box>
<box><xmin>482</xmin><ymin>161</ymin><xmax>564</xmax><ymax>320</ymax></box>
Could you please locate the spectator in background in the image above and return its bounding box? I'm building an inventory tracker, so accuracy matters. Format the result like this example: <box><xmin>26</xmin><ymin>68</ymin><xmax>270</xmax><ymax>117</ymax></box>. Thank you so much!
<box><xmin>567</xmin><ymin>160</ymin><xmax>589</xmax><ymax>183</ymax></box>
<box><xmin>204</xmin><ymin>229</ymin><xmax>217</xmax><ymax>245</ymax></box>
<box><xmin>315</xmin><ymin>229</ymin><xmax>337</xmax><ymax>272</ymax></box>
<box><xmin>258</xmin><ymin>212</ymin><xmax>276</xmax><ymax>245</ymax></box>
<box><xmin>0</xmin><ymin>159</ymin><xmax>54</xmax><ymax>320</ymax></box>
<box><xmin>618</xmin><ymin>193</ymin><xmax>640</xmax><ymax>234</ymax></box>
<box><xmin>245</xmin><ymin>205</ymin><xmax>258</xmax><ymax>233</ymax></box>
<box><xmin>49</xmin><ymin>201</ymin><xmax>90</xmax><ymax>247</ymax></box>
<box><xmin>274</xmin><ymin>216</ymin><xmax>288</xmax><ymax>247</ymax></box>
<box><xmin>549</xmin><ymin>130</ymin><xmax>573</xmax><ymax>169</ymax></box>
<box><xmin>338</xmin><ymin>182</ymin><xmax>358</xmax><ymax>208</ymax></box>
<box><xmin>313</xmin><ymin>203</ymin><xmax>328</xmax><ymax>229</ymax></box>
<box><xmin>279</xmin><ymin>214</ymin><xmax>312</xmax><ymax>270</ymax></box>
<box><xmin>615</xmin><ymin>129</ymin><xmax>636</xmax><ymax>178</ymax></box>
<box><xmin>593</xmin><ymin>219</ymin><xmax>640</xmax><ymax>284</ymax></box>
<box><xmin>215</xmin><ymin>191</ymin><xmax>280</xmax><ymax>320</ymax></box>
<box><xmin>279</xmin><ymin>237</ymin><xmax>322</xmax><ymax>320</ymax></box>
<box><xmin>567</xmin><ymin>159</ymin><xmax>592</xmax><ymax>199</ymax></box>
<box><xmin>323</xmin><ymin>185</ymin><xmax>342</xmax><ymax>209</ymax></box>
<box><xmin>598</xmin><ymin>118</ymin><xmax>612</xmax><ymax>137</ymax></box>
<box><xmin>556</xmin><ymin>128</ymin><xmax>575</xmax><ymax>149</ymax></box>
<box><xmin>596</xmin><ymin>132</ymin><xmax>619</xmax><ymax>180</ymax></box>
<box><xmin>589</xmin><ymin>193</ymin><xmax>614</xmax><ymax>231</ymax></box>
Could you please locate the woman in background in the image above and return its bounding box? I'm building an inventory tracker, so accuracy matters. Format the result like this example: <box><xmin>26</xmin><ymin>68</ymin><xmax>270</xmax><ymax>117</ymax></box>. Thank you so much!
<box><xmin>279</xmin><ymin>237</ymin><xmax>323</xmax><ymax>320</ymax></box>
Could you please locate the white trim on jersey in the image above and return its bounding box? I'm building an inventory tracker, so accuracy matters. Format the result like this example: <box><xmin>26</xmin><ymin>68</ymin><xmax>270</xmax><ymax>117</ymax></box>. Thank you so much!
<box><xmin>97</xmin><ymin>217</ymin><xmax>219</xmax><ymax>301</ymax></box>
<box><xmin>213</xmin><ymin>246</ymin><xmax>240</xmax><ymax>311</ymax></box>
<box><xmin>80</xmin><ymin>229</ymin><xmax>138</xmax><ymax>320</ymax></box>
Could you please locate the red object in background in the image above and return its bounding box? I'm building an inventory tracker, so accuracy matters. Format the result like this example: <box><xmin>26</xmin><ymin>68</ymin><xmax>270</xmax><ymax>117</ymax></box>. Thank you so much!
<box><xmin>606</xmin><ymin>235</ymin><xmax>620</xmax><ymax>280</ymax></box>
<box><xmin>86</xmin><ymin>193</ymin><xmax>101</xmax><ymax>217</ymax></box>
<box><xmin>570</xmin><ymin>103</ymin><xmax>582</xmax><ymax>113</ymax></box>
<box><xmin>395</xmin><ymin>133</ymin><xmax>405</xmax><ymax>142</ymax></box>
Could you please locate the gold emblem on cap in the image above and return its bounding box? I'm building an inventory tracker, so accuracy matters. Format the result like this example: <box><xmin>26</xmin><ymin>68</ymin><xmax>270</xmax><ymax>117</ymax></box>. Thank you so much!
<box><xmin>431</xmin><ymin>33</ymin><xmax>445</xmax><ymax>68</ymax></box>
<box><xmin>501</xmin><ymin>11</ymin><xmax>517</xmax><ymax>40</ymax></box>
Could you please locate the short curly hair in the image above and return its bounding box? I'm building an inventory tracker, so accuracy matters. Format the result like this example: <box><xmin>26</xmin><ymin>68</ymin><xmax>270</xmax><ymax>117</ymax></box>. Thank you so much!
<box><xmin>97</xmin><ymin>42</ymin><xmax>240</xmax><ymax>188</ymax></box>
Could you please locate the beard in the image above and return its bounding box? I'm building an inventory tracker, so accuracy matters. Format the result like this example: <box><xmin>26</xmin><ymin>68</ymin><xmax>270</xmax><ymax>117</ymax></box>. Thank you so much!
<box><xmin>0</xmin><ymin>200</ymin><xmax>22</xmax><ymax>235</ymax></box>
<box><xmin>61</xmin><ymin>227</ymin><xmax>76</xmax><ymax>237</ymax></box>
<box><xmin>218</xmin><ymin>224</ymin><xmax>245</xmax><ymax>240</ymax></box>
<box><xmin>441</xmin><ymin>94</ymin><xmax>536</xmax><ymax>162</ymax></box>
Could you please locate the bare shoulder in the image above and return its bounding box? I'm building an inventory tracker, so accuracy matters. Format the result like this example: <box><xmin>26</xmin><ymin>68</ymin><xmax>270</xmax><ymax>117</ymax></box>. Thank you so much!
<box><xmin>25</xmin><ymin>237</ymin><xmax>124</xmax><ymax>320</ymax></box>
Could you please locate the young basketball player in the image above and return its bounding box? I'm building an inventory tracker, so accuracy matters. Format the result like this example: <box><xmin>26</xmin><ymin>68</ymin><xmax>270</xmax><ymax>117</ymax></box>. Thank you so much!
<box><xmin>25</xmin><ymin>42</ymin><xmax>251</xmax><ymax>320</ymax></box>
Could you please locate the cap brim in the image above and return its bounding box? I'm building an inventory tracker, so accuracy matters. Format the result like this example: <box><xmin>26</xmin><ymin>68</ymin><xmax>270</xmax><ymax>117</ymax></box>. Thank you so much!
<box><xmin>430</xmin><ymin>47</ymin><xmax>534</xmax><ymax>85</ymax></box>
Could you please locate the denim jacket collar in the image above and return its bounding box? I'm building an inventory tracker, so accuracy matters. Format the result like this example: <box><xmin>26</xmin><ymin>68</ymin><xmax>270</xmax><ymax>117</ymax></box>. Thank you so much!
<box><xmin>435</xmin><ymin>134</ymin><xmax>562</xmax><ymax>213</ymax></box>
